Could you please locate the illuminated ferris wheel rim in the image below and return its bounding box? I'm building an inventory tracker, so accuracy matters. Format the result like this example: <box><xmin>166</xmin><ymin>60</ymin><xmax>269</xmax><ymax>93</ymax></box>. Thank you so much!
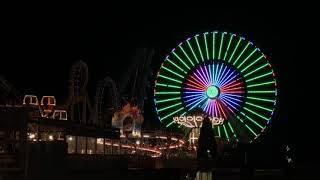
<box><xmin>154</xmin><ymin>31</ymin><xmax>277</xmax><ymax>142</ymax></box>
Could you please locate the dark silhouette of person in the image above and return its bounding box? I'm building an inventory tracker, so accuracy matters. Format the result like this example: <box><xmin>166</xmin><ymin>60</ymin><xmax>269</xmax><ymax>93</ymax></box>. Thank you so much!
<box><xmin>197</xmin><ymin>115</ymin><xmax>217</xmax><ymax>159</ymax></box>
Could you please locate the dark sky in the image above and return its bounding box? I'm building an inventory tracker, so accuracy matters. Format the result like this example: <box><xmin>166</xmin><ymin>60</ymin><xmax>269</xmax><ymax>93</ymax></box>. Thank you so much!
<box><xmin>1</xmin><ymin>6</ymin><xmax>319</xmax><ymax>163</ymax></box>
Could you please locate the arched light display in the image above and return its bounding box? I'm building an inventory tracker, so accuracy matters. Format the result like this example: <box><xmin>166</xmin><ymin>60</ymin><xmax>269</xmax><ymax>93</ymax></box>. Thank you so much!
<box><xmin>154</xmin><ymin>31</ymin><xmax>277</xmax><ymax>142</ymax></box>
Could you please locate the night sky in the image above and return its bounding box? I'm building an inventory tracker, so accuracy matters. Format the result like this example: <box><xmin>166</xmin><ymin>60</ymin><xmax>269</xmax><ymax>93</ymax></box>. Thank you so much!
<box><xmin>1</xmin><ymin>6</ymin><xmax>319</xmax><ymax>164</ymax></box>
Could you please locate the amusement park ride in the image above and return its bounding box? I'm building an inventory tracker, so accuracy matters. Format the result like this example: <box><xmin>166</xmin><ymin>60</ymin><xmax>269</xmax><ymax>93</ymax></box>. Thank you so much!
<box><xmin>1</xmin><ymin>31</ymin><xmax>277</xmax><ymax>160</ymax></box>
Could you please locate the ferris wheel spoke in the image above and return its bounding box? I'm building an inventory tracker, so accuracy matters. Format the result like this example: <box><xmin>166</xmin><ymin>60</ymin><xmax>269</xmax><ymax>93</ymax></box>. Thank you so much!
<box><xmin>188</xmin><ymin>96</ymin><xmax>207</xmax><ymax>111</ymax></box>
<box><xmin>158</xmin><ymin>74</ymin><xmax>182</xmax><ymax>84</ymax></box>
<box><xmin>243</xmin><ymin>106</ymin><xmax>269</xmax><ymax>121</ymax></box>
<box><xmin>217</xmin><ymin>125</ymin><xmax>221</xmax><ymax>137</ymax></box>
<box><xmin>246</xmin><ymin>71</ymin><xmax>273</xmax><ymax>83</ymax></box>
<box><xmin>179</xmin><ymin>45</ymin><xmax>195</xmax><ymax>67</ymax></box>
<box><xmin>160</xmin><ymin>107</ymin><xmax>184</xmax><ymax>121</ymax></box>
<box><xmin>221</xmin><ymin>81</ymin><xmax>244</xmax><ymax>91</ymax></box>
<box><xmin>195</xmin><ymin>35</ymin><xmax>204</xmax><ymax>61</ymax></box>
<box><xmin>215</xmin><ymin>63</ymin><xmax>225</xmax><ymax>86</ymax></box>
<box><xmin>189</xmin><ymin>74</ymin><xmax>207</xmax><ymax>87</ymax></box>
<box><xmin>246</xmin><ymin>96</ymin><xmax>275</xmax><ymax>103</ymax></box>
<box><xmin>216</xmin><ymin>65</ymin><xmax>228</xmax><ymax>86</ymax></box>
<box><xmin>246</xmin><ymin>102</ymin><xmax>273</xmax><ymax>112</ymax></box>
<box><xmin>185</xmin><ymin>83</ymin><xmax>206</xmax><ymax>91</ymax></box>
<box><xmin>219</xmin><ymin>98</ymin><xmax>237</xmax><ymax>114</ymax></box>
<box><xmin>216</xmin><ymin>101</ymin><xmax>227</xmax><ymax>119</ymax></box>
<box><xmin>218</xmin><ymin>32</ymin><xmax>226</xmax><ymax>60</ymax></box>
<box><xmin>166</xmin><ymin>58</ymin><xmax>187</xmax><ymax>74</ymax></box>
<box><xmin>220</xmin><ymin>95</ymin><xmax>242</xmax><ymax>107</ymax></box>
<box><xmin>162</xmin><ymin>66</ymin><xmax>185</xmax><ymax>79</ymax></box>
<box><xmin>156</xmin><ymin>83</ymin><xmax>181</xmax><ymax>89</ymax></box>
<box><xmin>195</xmin><ymin>70</ymin><xmax>210</xmax><ymax>87</ymax></box>
<box><xmin>246</xmin><ymin>81</ymin><xmax>275</xmax><ymax>88</ymax></box>
<box><xmin>184</xmin><ymin>95</ymin><xmax>206</xmax><ymax>104</ymax></box>
<box><xmin>212</xmin><ymin>100</ymin><xmax>218</xmax><ymax>117</ymax></box>
<box><xmin>233</xmin><ymin>42</ymin><xmax>250</xmax><ymax>66</ymax></box>
<box><xmin>223</xmin><ymin>34</ymin><xmax>234</xmax><ymax>60</ymax></box>
<box><xmin>247</xmin><ymin>90</ymin><xmax>276</xmax><ymax>94</ymax></box>
<box><xmin>237</xmin><ymin>48</ymin><xmax>258</xmax><ymax>69</ymax></box>
<box><xmin>212</xmin><ymin>31</ymin><xmax>217</xmax><ymax>60</ymax></box>
<box><xmin>240</xmin><ymin>55</ymin><xmax>264</xmax><ymax>73</ymax></box>
<box><xmin>228</xmin><ymin>37</ymin><xmax>243</xmax><ymax>63</ymax></box>
<box><xmin>184</xmin><ymin>92</ymin><xmax>205</xmax><ymax>99</ymax></box>
<box><xmin>236</xmin><ymin>115</ymin><xmax>258</xmax><ymax>137</ymax></box>
<box><xmin>199</xmin><ymin>66</ymin><xmax>210</xmax><ymax>86</ymax></box>
<box><xmin>203</xmin><ymin>32</ymin><xmax>209</xmax><ymax>60</ymax></box>
<box><xmin>219</xmin><ymin>96</ymin><xmax>241</xmax><ymax>111</ymax></box>
<box><xmin>219</xmin><ymin>71</ymin><xmax>237</xmax><ymax>87</ymax></box>
<box><xmin>244</xmin><ymin>63</ymin><xmax>268</xmax><ymax>78</ymax></box>
<box><xmin>240</xmin><ymin>111</ymin><xmax>264</xmax><ymax>129</ymax></box>
<box><xmin>184</xmin><ymin>87</ymin><xmax>205</xmax><ymax>92</ymax></box>
<box><xmin>203</xmin><ymin>65</ymin><xmax>212</xmax><ymax>85</ymax></box>
<box><xmin>186</xmin><ymin>77</ymin><xmax>207</xmax><ymax>89</ymax></box>
<box><xmin>214</xmin><ymin>63</ymin><xmax>220</xmax><ymax>85</ymax></box>
<box><xmin>223</xmin><ymin>124</ymin><xmax>230</xmax><ymax>141</ymax></box>
<box><xmin>173</xmin><ymin>52</ymin><xmax>191</xmax><ymax>70</ymax></box>
<box><xmin>227</xmin><ymin>122</ymin><xmax>239</xmax><ymax>142</ymax></box>
<box><xmin>221</xmin><ymin>86</ymin><xmax>245</xmax><ymax>92</ymax></box>
<box><xmin>155</xmin><ymin>91</ymin><xmax>180</xmax><ymax>95</ymax></box>
<box><xmin>166</xmin><ymin>120</ymin><xmax>175</xmax><ymax>127</ymax></box>
<box><xmin>217</xmin><ymin>68</ymin><xmax>231</xmax><ymax>87</ymax></box>
<box><xmin>187</xmin><ymin>40</ymin><xmax>199</xmax><ymax>64</ymax></box>
<box><xmin>158</xmin><ymin>102</ymin><xmax>182</xmax><ymax>112</ymax></box>
<box><xmin>155</xmin><ymin>97</ymin><xmax>181</xmax><ymax>104</ymax></box>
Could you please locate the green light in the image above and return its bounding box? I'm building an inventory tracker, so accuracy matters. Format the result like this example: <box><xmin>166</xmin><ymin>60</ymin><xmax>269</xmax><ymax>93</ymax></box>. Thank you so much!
<box><xmin>156</xmin><ymin>97</ymin><xmax>181</xmax><ymax>103</ymax></box>
<box><xmin>240</xmin><ymin>112</ymin><xmax>264</xmax><ymax>129</ymax></box>
<box><xmin>247</xmin><ymin>81</ymin><xmax>275</xmax><ymax>88</ymax></box>
<box><xmin>212</xmin><ymin>32</ymin><xmax>216</xmax><ymax>59</ymax></box>
<box><xmin>223</xmin><ymin>124</ymin><xmax>229</xmax><ymax>139</ymax></box>
<box><xmin>218</xmin><ymin>33</ymin><xmax>225</xmax><ymax>60</ymax></box>
<box><xmin>247</xmin><ymin>90</ymin><xmax>276</xmax><ymax>94</ymax></box>
<box><xmin>246</xmin><ymin>102</ymin><xmax>273</xmax><ymax>112</ymax></box>
<box><xmin>217</xmin><ymin>126</ymin><xmax>221</xmax><ymax>137</ymax></box>
<box><xmin>156</xmin><ymin>83</ymin><xmax>180</xmax><ymax>89</ymax></box>
<box><xmin>187</xmin><ymin>40</ymin><xmax>199</xmax><ymax>63</ymax></box>
<box><xmin>247</xmin><ymin>96</ymin><xmax>275</xmax><ymax>103</ymax></box>
<box><xmin>243</xmin><ymin>107</ymin><xmax>269</xmax><ymax>121</ymax></box>
<box><xmin>179</xmin><ymin>46</ymin><xmax>195</xmax><ymax>67</ymax></box>
<box><xmin>204</xmin><ymin>33</ymin><xmax>209</xmax><ymax>60</ymax></box>
<box><xmin>237</xmin><ymin>48</ymin><xmax>257</xmax><ymax>69</ymax></box>
<box><xmin>167</xmin><ymin>59</ymin><xmax>187</xmax><ymax>74</ymax></box>
<box><xmin>246</xmin><ymin>72</ymin><xmax>273</xmax><ymax>82</ymax></box>
<box><xmin>233</xmin><ymin>42</ymin><xmax>250</xmax><ymax>66</ymax></box>
<box><xmin>160</xmin><ymin>107</ymin><xmax>184</xmax><ymax>121</ymax></box>
<box><xmin>155</xmin><ymin>91</ymin><xmax>180</xmax><ymax>95</ymax></box>
<box><xmin>228</xmin><ymin>37</ymin><xmax>242</xmax><ymax>63</ymax></box>
<box><xmin>158</xmin><ymin>75</ymin><xmax>182</xmax><ymax>84</ymax></box>
<box><xmin>173</xmin><ymin>52</ymin><xmax>190</xmax><ymax>70</ymax></box>
<box><xmin>206</xmin><ymin>85</ymin><xmax>219</xmax><ymax>99</ymax></box>
<box><xmin>241</xmin><ymin>55</ymin><xmax>264</xmax><ymax>73</ymax></box>
<box><xmin>223</xmin><ymin>34</ymin><xmax>234</xmax><ymax>60</ymax></box>
<box><xmin>244</xmin><ymin>64</ymin><xmax>268</xmax><ymax>77</ymax></box>
<box><xmin>166</xmin><ymin>120</ymin><xmax>175</xmax><ymax>127</ymax></box>
<box><xmin>162</xmin><ymin>66</ymin><xmax>185</xmax><ymax>79</ymax></box>
<box><xmin>245</xmin><ymin>124</ymin><xmax>257</xmax><ymax>136</ymax></box>
<box><xmin>158</xmin><ymin>102</ymin><xmax>182</xmax><ymax>112</ymax></box>
<box><xmin>228</xmin><ymin>122</ymin><xmax>238</xmax><ymax>141</ymax></box>
<box><xmin>195</xmin><ymin>36</ymin><xmax>204</xmax><ymax>61</ymax></box>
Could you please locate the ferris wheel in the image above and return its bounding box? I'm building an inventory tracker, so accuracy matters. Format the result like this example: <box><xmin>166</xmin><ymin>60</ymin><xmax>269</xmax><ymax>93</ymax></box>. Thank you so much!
<box><xmin>154</xmin><ymin>31</ymin><xmax>277</xmax><ymax>142</ymax></box>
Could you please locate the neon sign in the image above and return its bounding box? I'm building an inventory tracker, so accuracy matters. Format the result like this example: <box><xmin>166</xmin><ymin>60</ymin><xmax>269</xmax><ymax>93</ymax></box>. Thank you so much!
<box><xmin>173</xmin><ymin>116</ymin><xmax>224</xmax><ymax>128</ymax></box>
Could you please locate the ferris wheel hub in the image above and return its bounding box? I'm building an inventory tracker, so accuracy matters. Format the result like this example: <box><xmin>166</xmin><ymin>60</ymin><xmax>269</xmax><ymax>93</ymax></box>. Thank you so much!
<box><xmin>206</xmin><ymin>85</ymin><xmax>220</xmax><ymax>99</ymax></box>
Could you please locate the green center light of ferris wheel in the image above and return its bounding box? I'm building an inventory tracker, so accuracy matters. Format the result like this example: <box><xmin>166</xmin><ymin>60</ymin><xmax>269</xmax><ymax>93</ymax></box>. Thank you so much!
<box><xmin>206</xmin><ymin>85</ymin><xmax>219</xmax><ymax>99</ymax></box>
